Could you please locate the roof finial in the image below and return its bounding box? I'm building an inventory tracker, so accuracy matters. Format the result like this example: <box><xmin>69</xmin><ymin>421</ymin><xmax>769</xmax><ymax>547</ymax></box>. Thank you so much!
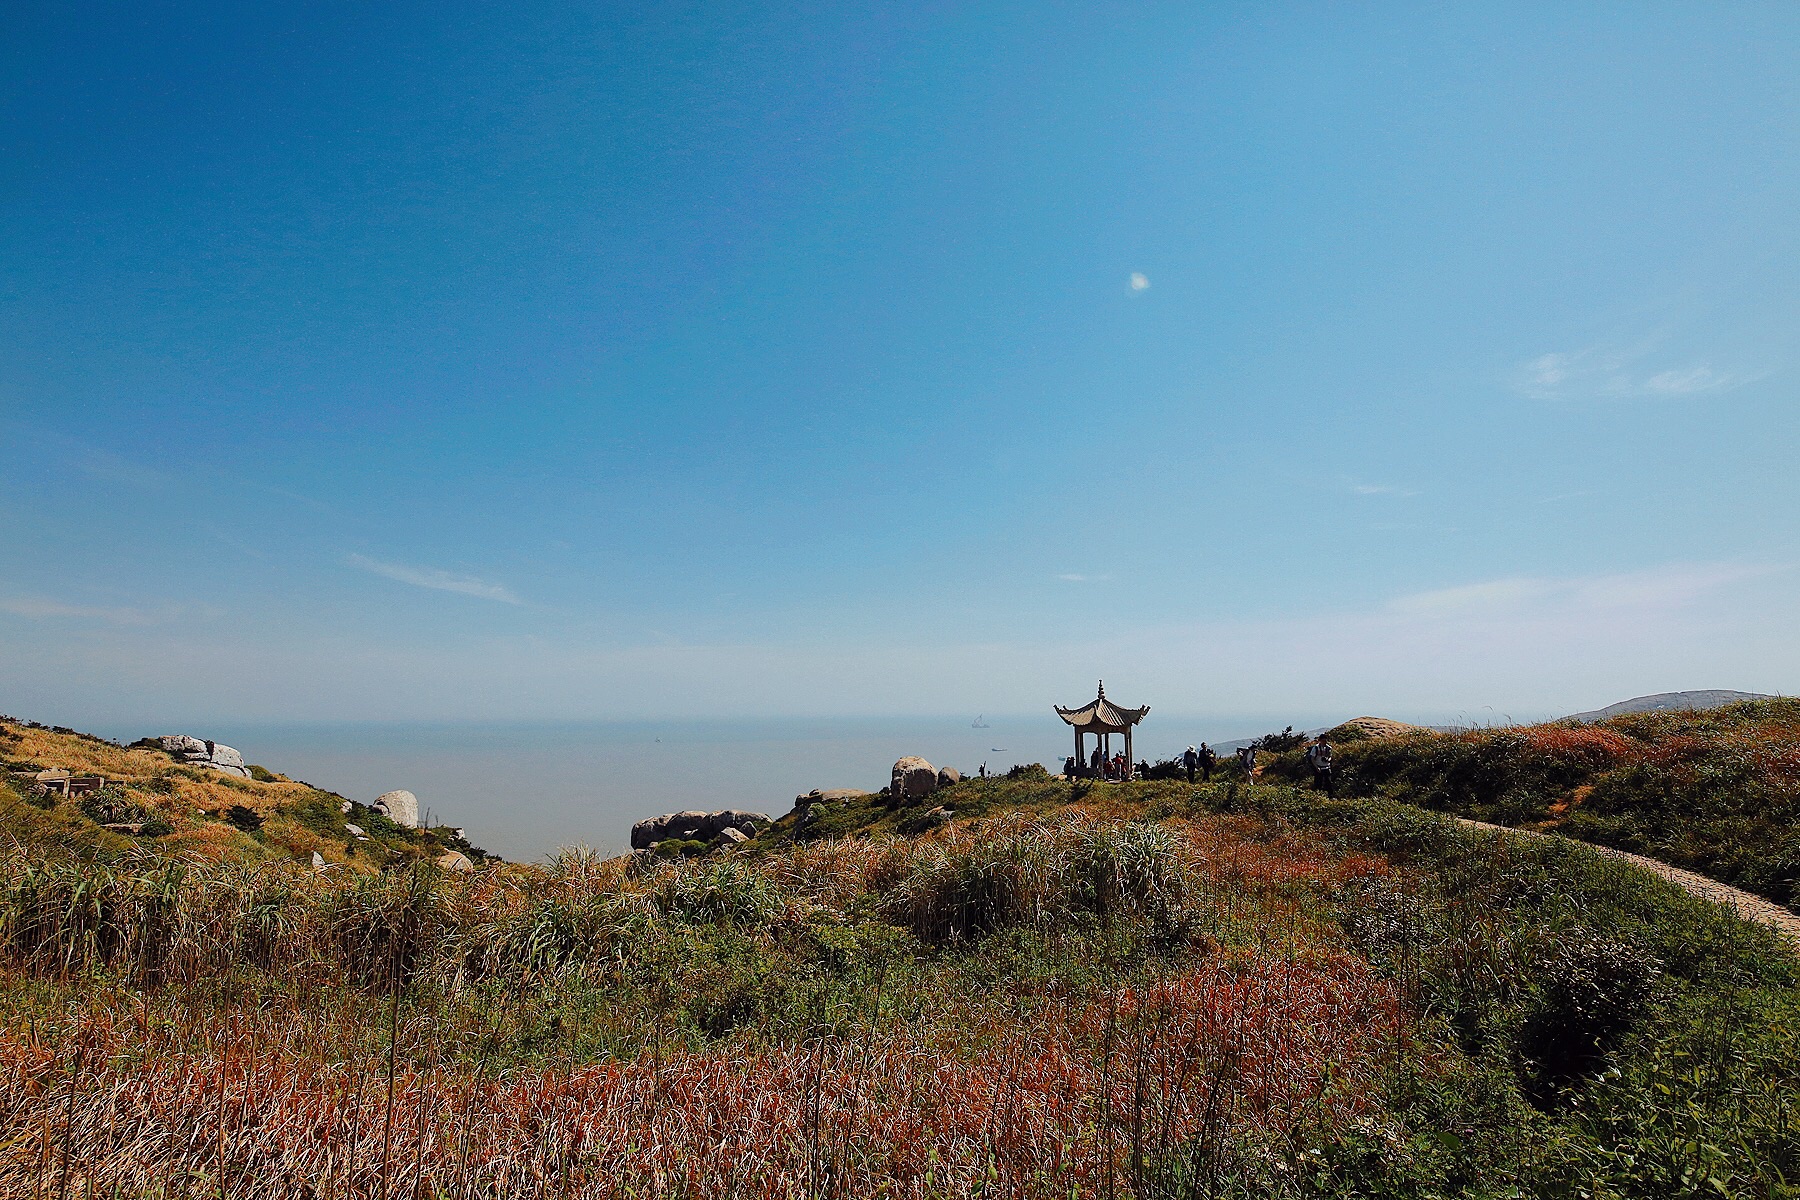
<box><xmin>1097</xmin><ymin>679</ymin><xmax>1105</xmax><ymax>699</ymax></box>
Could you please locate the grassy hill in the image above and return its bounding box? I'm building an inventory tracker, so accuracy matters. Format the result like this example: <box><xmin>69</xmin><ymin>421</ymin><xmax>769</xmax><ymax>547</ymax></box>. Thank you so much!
<box><xmin>1250</xmin><ymin>697</ymin><xmax>1800</xmax><ymax>912</ymax></box>
<box><xmin>2</xmin><ymin>716</ymin><xmax>1797</xmax><ymax>1196</ymax></box>
<box><xmin>0</xmin><ymin>717</ymin><xmax>489</xmax><ymax>870</ymax></box>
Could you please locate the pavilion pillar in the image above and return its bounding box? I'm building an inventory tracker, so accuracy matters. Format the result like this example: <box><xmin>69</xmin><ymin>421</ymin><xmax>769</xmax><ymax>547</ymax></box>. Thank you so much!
<box><xmin>1074</xmin><ymin>729</ymin><xmax>1083</xmax><ymax>774</ymax></box>
<box><xmin>1124</xmin><ymin>727</ymin><xmax>1133</xmax><ymax>779</ymax></box>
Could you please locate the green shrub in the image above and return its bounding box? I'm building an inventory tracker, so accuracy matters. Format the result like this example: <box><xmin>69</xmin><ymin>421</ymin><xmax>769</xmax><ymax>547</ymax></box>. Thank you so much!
<box><xmin>1516</xmin><ymin>928</ymin><xmax>1663</xmax><ymax>1101</ymax></box>
<box><xmin>224</xmin><ymin>804</ymin><xmax>263</xmax><ymax>833</ymax></box>
<box><xmin>655</xmin><ymin>861</ymin><xmax>782</xmax><ymax>926</ymax></box>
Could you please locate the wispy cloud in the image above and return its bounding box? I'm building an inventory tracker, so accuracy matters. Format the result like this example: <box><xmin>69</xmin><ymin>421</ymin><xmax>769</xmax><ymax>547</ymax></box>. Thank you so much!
<box><xmin>1128</xmin><ymin>273</ymin><xmax>1149</xmax><ymax>292</ymax></box>
<box><xmin>1058</xmin><ymin>573</ymin><xmax>1113</xmax><ymax>583</ymax></box>
<box><xmin>1387</xmin><ymin>562</ymin><xmax>1778</xmax><ymax>620</ymax></box>
<box><xmin>1641</xmin><ymin>366</ymin><xmax>1736</xmax><ymax>395</ymax></box>
<box><xmin>1352</xmin><ymin>483</ymin><xmax>1417</xmax><ymax>497</ymax></box>
<box><xmin>1518</xmin><ymin>346</ymin><xmax>1762</xmax><ymax>401</ymax></box>
<box><xmin>0</xmin><ymin>597</ymin><xmax>195</xmax><ymax>626</ymax></box>
<box><xmin>347</xmin><ymin>554</ymin><xmax>522</xmax><ymax>604</ymax></box>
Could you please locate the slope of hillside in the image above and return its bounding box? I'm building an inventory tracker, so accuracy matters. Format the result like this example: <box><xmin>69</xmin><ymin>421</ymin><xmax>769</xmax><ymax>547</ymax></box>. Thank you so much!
<box><xmin>3</xmin><ymin>772</ymin><xmax>1797</xmax><ymax>1197</ymax></box>
<box><xmin>1264</xmin><ymin>698</ymin><xmax>1800</xmax><ymax>911</ymax></box>
<box><xmin>0</xmin><ymin>717</ymin><xmax>488</xmax><ymax>871</ymax></box>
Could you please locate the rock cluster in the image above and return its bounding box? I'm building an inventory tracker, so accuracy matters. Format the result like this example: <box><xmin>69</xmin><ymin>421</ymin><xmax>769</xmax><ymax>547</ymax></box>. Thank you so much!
<box><xmin>158</xmin><ymin>735</ymin><xmax>250</xmax><ymax>778</ymax></box>
<box><xmin>375</xmin><ymin>790</ymin><xmax>420</xmax><ymax>829</ymax></box>
<box><xmin>631</xmin><ymin>809</ymin><xmax>768</xmax><ymax>851</ymax></box>
<box><xmin>888</xmin><ymin>758</ymin><xmax>962</xmax><ymax>803</ymax></box>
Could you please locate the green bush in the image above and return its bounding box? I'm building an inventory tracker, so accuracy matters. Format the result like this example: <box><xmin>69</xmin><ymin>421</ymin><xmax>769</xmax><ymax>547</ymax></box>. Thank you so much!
<box><xmin>1515</xmin><ymin>928</ymin><xmax>1663</xmax><ymax>1100</ymax></box>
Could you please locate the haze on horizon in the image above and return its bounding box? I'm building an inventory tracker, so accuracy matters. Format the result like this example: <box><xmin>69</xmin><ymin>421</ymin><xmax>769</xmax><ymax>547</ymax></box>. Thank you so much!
<box><xmin>4</xmin><ymin>4</ymin><xmax>1799</xmax><ymax>730</ymax></box>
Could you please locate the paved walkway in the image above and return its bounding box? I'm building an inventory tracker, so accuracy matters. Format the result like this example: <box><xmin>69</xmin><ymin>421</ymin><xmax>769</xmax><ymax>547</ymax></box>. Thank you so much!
<box><xmin>1454</xmin><ymin>818</ymin><xmax>1800</xmax><ymax>946</ymax></box>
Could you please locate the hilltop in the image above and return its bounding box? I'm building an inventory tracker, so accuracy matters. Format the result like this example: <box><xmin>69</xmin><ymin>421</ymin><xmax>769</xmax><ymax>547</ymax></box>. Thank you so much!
<box><xmin>1561</xmin><ymin>688</ymin><xmax>1773</xmax><ymax>722</ymax></box>
<box><xmin>0</xmin><ymin>716</ymin><xmax>488</xmax><ymax>871</ymax></box>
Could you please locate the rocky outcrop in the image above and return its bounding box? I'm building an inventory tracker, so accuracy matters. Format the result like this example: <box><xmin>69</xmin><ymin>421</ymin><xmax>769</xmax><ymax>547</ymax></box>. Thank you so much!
<box><xmin>436</xmin><ymin>850</ymin><xmax>474</xmax><ymax>872</ymax></box>
<box><xmin>630</xmin><ymin>808</ymin><xmax>769</xmax><ymax>850</ymax></box>
<box><xmin>891</xmin><ymin>757</ymin><xmax>938</xmax><ymax>801</ymax></box>
<box><xmin>795</xmin><ymin>787</ymin><xmax>871</xmax><ymax>809</ymax></box>
<box><xmin>158</xmin><ymin>734</ymin><xmax>250</xmax><ymax>778</ymax></box>
<box><xmin>936</xmin><ymin>766</ymin><xmax>962</xmax><ymax>788</ymax></box>
<box><xmin>375</xmin><ymin>790</ymin><xmax>420</xmax><ymax>829</ymax></box>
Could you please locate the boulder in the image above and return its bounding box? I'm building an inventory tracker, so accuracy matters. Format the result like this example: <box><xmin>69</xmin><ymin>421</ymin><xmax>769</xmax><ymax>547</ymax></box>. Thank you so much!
<box><xmin>937</xmin><ymin>767</ymin><xmax>962</xmax><ymax>788</ymax></box>
<box><xmin>158</xmin><ymin>734</ymin><xmax>251</xmax><ymax>778</ymax></box>
<box><xmin>715</xmin><ymin>827</ymin><xmax>750</xmax><ymax>846</ymax></box>
<box><xmin>311</xmin><ymin>851</ymin><xmax>327</xmax><ymax>872</ymax></box>
<box><xmin>344</xmin><ymin>823</ymin><xmax>366</xmax><ymax>838</ymax></box>
<box><xmin>209</xmin><ymin>744</ymin><xmax>247</xmax><ymax>775</ymax></box>
<box><xmin>436</xmin><ymin>850</ymin><xmax>474</xmax><ymax>872</ymax></box>
<box><xmin>374</xmin><ymin>790</ymin><xmax>420</xmax><ymax>829</ymax></box>
<box><xmin>704</xmin><ymin>809</ymin><xmax>769</xmax><ymax>837</ymax></box>
<box><xmin>891</xmin><ymin>757</ymin><xmax>938</xmax><ymax>801</ymax></box>
<box><xmin>630</xmin><ymin>817</ymin><xmax>668</xmax><ymax>850</ymax></box>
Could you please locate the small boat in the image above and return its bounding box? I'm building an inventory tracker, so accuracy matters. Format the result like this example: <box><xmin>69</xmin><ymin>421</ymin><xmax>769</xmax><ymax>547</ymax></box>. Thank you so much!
<box><xmin>971</xmin><ymin>714</ymin><xmax>990</xmax><ymax>728</ymax></box>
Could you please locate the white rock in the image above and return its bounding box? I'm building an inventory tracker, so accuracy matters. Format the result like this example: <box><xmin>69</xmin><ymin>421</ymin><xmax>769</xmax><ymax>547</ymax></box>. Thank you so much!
<box><xmin>340</xmin><ymin>800</ymin><xmax>353</xmax><ymax>814</ymax></box>
<box><xmin>208</xmin><ymin>744</ymin><xmax>248</xmax><ymax>776</ymax></box>
<box><xmin>436</xmin><ymin>850</ymin><xmax>474</xmax><ymax>872</ymax></box>
<box><xmin>345</xmin><ymin>823</ymin><xmax>365</xmax><ymax>837</ymax></box>
<box><xmin>374</xmin><ymin>790</ymin><xmax>419</xmax><ymax>829</ymax></box>
<box><xmin>157</xmin><ymin>734</ymin><xmax>250</xmax><ymax>778</ymax></box>
<box><xmin>311</xmin><ymin>851</ymin><xmax>326</xmax><ymax>872</ymax></box>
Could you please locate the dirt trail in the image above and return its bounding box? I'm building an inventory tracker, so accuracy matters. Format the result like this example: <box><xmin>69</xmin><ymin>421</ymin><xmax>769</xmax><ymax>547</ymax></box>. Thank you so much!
<box><xmin>1454</xmin><ymin>818</ymin><xmax>1800</xmax><ymax>946</ymax></box>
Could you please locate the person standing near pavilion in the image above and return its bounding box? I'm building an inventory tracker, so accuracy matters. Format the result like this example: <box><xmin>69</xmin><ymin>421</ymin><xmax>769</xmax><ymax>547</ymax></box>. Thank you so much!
<box><xmin>1198</xmin><ymin>742</ymin><xmax>1216</xmax><ymax>782</ymax></box>
<box><xmin>1183</xmin><ymin>745</ymin><xmax>1199</xmax><ymax>783</ymax></box>
<box><xmin>1090</xmin><ymin>744</ymin><xmax>1104</xmax><ymax>778</ymax></box>
<box><xmin>1306</xmin><ymin>736</ymin><xmax>1335</xmax><ymax>797</ymax></box>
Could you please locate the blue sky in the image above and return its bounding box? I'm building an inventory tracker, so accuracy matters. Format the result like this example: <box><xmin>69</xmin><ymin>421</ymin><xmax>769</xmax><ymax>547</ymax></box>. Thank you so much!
<box><xmin>4</xmin><ymin>2</ymin><xmax>1798</xmax><ymax>727</ymax></box>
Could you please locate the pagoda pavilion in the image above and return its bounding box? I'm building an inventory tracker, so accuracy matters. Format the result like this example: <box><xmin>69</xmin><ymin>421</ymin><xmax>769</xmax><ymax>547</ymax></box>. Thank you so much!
<box><xmin>1054</xmin><ymin>681</ymin><xmax>1149</xmax><ymax>778</ymax></box>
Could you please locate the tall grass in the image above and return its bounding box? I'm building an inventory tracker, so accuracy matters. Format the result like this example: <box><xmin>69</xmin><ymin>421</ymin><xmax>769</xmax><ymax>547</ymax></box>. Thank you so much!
<box><xmin>0</xmin><ymin>797</ymin><xmax>1795</xmax><ymax>1197</ymax></box>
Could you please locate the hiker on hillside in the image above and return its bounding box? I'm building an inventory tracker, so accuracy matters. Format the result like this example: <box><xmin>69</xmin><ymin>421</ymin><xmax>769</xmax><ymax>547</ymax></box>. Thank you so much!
<box><xmin>1183</xmin><ymin>745</ymin><xmax>1199</xmax><ymax>783</ymax></box>
<box><xmin>1090</xmin><ymin>745</ymin><xmax>1104</xmax><ymax>778</ymax></box>
<box><xmin>1306</xmin><ymin>737</ymin><xmax>1335</xmax><ymax>797</ymax></box>
<box><xmin>1238</xmin><ymin>744</ymin><xmax>1257</xmax><ymax>780</ymax></box>
<box><xmin>1198</xmin><ymin>743</ymin><xmax>1216</xmax><ymax>782</ymax></box>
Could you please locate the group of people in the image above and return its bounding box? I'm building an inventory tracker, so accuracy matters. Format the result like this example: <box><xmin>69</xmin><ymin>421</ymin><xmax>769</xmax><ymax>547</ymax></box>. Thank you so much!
<box><xmin>1064</xmin><ymin>746</ymin><xmax>1134</xmax><ymax>780</ymax></box>
<box><xmin>1061</xmin><ymin>736</ymin><xmax>1336</xmax><ymax>795</ymax></box>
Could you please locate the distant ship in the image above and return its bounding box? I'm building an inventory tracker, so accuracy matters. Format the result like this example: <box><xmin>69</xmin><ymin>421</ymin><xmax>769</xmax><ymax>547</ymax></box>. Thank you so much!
<box><xmin>971</xmin><ymin>714</ymin><xmax>990</xmax><ymax>728</ymax></box>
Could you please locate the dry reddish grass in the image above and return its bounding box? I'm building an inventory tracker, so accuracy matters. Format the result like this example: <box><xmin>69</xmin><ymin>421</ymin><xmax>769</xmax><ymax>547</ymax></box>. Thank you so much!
<box><xmin>0</xmin><ymin>953</ymin><xmax>1407</xmax><ymax>1200</ymax></box>
<box><xmin>1517</xmin><ymin>725</ymin><xmax>1636</xmax><ymax>763</ymax></box>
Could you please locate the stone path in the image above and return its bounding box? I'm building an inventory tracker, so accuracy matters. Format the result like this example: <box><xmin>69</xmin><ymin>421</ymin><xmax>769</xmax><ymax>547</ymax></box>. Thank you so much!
<box><xmin>1454</xmin><ymin>818</ymin><xmax>1800</xmax><ymax>946</ymax></box>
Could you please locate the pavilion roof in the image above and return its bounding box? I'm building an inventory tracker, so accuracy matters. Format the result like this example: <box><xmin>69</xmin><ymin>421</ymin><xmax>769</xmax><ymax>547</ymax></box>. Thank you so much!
<box><xmin>1054</xmin><ymin>682</ymin><xmax>1149</xmax><ymax>733</ymax></box>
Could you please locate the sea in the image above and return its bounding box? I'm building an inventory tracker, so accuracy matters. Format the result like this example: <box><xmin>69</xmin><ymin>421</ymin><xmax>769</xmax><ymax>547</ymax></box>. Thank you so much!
<box><xmin>163</xmin><ymin>714</ymin><xmax>1303</xmax><ymax>862</ymax></box>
